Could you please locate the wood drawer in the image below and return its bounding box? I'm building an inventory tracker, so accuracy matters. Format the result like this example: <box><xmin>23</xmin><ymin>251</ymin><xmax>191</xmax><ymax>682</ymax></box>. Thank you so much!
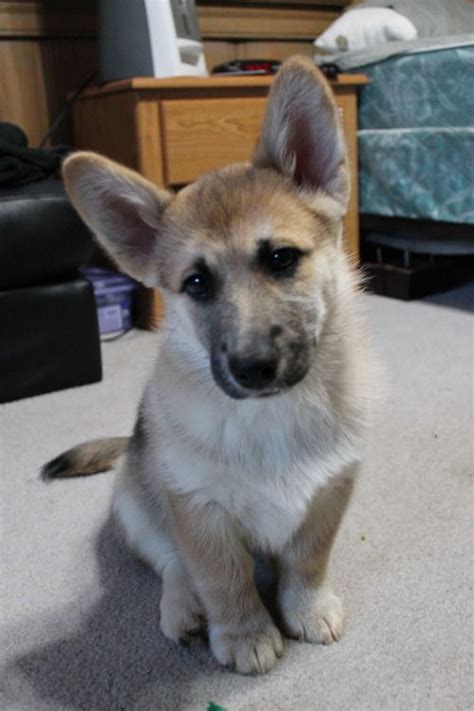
<box><xmin>161</xmin><ymin>97</ymin><xmax>267</xmax><ymax>185</ymax></box>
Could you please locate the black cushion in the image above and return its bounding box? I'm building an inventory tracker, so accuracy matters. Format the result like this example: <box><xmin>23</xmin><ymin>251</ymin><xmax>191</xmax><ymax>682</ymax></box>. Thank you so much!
<box><xmin>0</xmin><ymin>180</ymin><xmax>93</xmax><ymax>290</ymax></box>
<box><xmin>0</xmin><ymin>275</ymin><xmax>102</xmax><ymax>403</ymax></box>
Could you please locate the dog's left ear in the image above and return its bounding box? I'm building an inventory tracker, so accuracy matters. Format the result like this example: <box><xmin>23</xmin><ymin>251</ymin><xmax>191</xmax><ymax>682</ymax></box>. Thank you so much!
<box><xmin>253</xmin><ymin>57</ymin><xmax>349</xmax><ymax>212</ymax></box>
<box><xmin>63</xmin><ymin>152</ymin><xmax>173</xmax><ymax>286</ymax></box>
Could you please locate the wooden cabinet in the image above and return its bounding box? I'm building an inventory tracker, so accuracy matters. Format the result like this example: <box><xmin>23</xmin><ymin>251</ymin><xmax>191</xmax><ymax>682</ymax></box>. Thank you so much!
<box><xmin>72</xmin><ymin>73</ymin><xmax>367</xmax><ymax>328</ymax></box>
<box><xmin>161</xmin><ymin>97</ymin><xmax>268</xmax><ymax>184</ymax></box>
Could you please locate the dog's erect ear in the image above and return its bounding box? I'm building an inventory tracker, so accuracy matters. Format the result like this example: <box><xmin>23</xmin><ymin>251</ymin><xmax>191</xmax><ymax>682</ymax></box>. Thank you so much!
<box><xmin>253</xmin><ymin>57</ymin><xmax>349</xmax><ymax>211</ymax></box>
<box><xmin>63</xmin><ymin>152</ymin><xmax>172</xmax><ymax>286</ymax></box>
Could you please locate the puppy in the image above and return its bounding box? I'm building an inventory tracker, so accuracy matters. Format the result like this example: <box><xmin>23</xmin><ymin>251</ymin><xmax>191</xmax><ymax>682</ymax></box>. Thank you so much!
<box><xmin>42</xmin><ymin>57</ymin><xmax>373</xmax><ymax>674</ymax></box>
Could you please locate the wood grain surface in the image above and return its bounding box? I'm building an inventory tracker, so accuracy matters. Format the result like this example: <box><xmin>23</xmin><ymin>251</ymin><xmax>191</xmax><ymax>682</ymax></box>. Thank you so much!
<box><xmin>162</xmin><ymin>97</ymin><xmax>268</xmax><ymax>184</ymax></box>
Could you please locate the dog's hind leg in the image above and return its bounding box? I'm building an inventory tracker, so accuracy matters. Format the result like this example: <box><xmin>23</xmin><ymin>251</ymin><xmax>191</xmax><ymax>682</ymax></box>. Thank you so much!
<box><xmin>112</xmin><ymin>472</ymin><xmax>205</xmax><ymax>643</ymax></box>
<box><xmin>277</xmin><ymin>465</ymin><xmax>357</xmax><ymax>644</ymax></box>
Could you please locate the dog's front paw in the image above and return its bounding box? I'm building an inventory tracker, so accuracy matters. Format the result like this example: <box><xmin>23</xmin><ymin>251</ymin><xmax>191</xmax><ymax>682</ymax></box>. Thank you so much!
<box><xmin>209</xmin><ymin>615</ymin><xmax>284</xmax><ymax>674</ymax></box>
<box><xmin>160</xmin><ymin>580</ymin><xmax>205</xmax><ymax>644</ymax></box>
<box><xmin>279</xmin><ymin>585</ymin><xmax>345</xmax><ymax>644</ymax></box>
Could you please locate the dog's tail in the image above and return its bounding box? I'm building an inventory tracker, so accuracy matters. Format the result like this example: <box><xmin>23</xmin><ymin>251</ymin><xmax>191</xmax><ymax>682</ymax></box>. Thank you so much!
<box><xmin>40</xmin><ymin>437</ymin><xmax>129</xmax><ymax>481</ymax></box>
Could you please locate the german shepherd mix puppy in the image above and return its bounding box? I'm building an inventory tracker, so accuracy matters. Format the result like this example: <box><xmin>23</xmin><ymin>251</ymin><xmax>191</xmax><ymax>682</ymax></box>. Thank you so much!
<box><xmin>42</xmin><ymin>57</ymin><xmax>373</xmax><ymax>674</ymax></box>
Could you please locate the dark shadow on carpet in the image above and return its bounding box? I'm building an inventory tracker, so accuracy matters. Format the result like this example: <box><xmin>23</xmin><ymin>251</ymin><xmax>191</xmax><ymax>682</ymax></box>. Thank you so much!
<box><xmin>4</xmin><ymin>519</ymin><xmax>218</xmax><ymax>711</ymax></box>
<box><xmin>423</xmin><ymin>279</ymin><xmax>474</xmax><ymax>313</ymax></box>
<box><xmin>3</xmin><ymin>519</ymin><xmax>279</xmax><ymax>711</ymax></box>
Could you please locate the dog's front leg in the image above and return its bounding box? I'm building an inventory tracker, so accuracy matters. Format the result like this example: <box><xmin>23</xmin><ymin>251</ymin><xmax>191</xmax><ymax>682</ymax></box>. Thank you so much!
<box><xmin>169</xmin><ymin>491</ymin><xmax>284</xmax><ymax>674</ymax></box>
<box><xmin>277</xmin><ymin>466</ymin><xmax>356</xmax><ymax>644</ymax></box>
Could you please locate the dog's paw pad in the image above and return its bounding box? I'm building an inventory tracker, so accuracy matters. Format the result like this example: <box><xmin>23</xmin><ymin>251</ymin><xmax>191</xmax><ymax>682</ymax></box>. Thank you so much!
<box><xmin>280</xmin><ymin>587</ymin><xmax>345</xmax><ymax>645</ymax></box>
<box><xmin>210</xmin><ymin>618</ymin><xmax>284</xmax><ymax>674</ymax></box>
<box><xmin>160</xmin><ymin>588</ymin><xmax>205</xmax><ymax>644</ymax></box>
<box><xmin>178</xmin><ymin>620</ymin><xmax>208</xmax><ymax>646</ymax></box>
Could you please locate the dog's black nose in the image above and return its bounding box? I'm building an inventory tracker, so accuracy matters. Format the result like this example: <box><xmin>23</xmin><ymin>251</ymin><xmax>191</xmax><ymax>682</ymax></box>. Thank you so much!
<box><xmin>228</xmin><ymin>355</ymin><xmax>278</xmax><ymax>390</ymax></box>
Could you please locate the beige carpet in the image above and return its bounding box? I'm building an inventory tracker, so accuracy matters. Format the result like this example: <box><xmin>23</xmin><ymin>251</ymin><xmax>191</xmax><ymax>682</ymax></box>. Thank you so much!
<box><xmin>1</xmin><ymin>286</ymin><xmax>473</xmax><ymax>711</ymax></box>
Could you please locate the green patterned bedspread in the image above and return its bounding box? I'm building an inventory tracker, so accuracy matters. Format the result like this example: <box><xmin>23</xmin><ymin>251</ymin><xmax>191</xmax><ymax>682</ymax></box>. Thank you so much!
<box><xmin>355</xmin><ymin>43</ymin><xmax>474</xmax><ymax>223</ymax></box>
<box><xmin>359</xmin><ymin>127</ymin><xmax>474</xmax><ymax>224</ymax></box>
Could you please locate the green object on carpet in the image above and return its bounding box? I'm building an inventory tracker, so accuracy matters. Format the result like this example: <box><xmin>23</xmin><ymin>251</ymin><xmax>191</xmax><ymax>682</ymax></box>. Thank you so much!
<box><xmin>208</xmin><ymin>703</ymin><xmax>227</xmax><ymax>711</ymax></box>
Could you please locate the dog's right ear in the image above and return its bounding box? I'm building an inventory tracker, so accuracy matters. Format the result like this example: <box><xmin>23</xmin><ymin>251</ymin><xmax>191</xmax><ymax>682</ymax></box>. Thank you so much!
<box><xmin>253</xmin><ymin>56</ymin><xmax>349</xmax><ymax>213</ymax></box>
<box><xmin>63</xmin><ymin>152</ymin><xmax>173</xmax><ymax>286</ymax></box>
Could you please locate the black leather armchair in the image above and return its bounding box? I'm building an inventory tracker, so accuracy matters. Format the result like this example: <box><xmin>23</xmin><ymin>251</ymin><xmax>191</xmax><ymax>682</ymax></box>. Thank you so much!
<box><xmin>0</xmin><ymin>179</ymin><xmax>102</xmax><ymax>403</ymax></box>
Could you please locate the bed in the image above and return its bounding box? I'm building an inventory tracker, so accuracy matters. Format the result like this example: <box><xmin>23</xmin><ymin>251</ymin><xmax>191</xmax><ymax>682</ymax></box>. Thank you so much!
<box><xmin>317</xmin><ymin>32</ymin><xmax>474</xmax><ymax>298</ymax></box>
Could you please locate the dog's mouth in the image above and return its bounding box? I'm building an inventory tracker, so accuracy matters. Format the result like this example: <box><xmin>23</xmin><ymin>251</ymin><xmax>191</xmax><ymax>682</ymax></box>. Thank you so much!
<box><xmin>214</xmin><ymin>375</ymin><xmax>282</xmax><ymax>400</ymax></box>
<box><xmin>210</xmin><ymin>351</ymin><xmax>309</xmax><ymax>400</ymax></box>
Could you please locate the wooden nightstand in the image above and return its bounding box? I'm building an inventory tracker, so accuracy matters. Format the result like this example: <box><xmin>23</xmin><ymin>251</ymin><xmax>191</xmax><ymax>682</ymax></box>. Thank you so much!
<box><xmin>72</xmin><ymin>73</ymin><xmax>367</xmax><ymax>327</ymax></box>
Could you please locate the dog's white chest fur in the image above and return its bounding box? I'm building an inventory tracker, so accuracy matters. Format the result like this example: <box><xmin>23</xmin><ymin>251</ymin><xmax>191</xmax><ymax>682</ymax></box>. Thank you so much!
<box><xmin>147</xmin><ymin>359</ymin><xmax>362</xmax><ymax>552</ymax></box>
<box><xmin>163</xmin><ymin>439</ymin><xmax>318</xmax><ymax>551</ymax></box>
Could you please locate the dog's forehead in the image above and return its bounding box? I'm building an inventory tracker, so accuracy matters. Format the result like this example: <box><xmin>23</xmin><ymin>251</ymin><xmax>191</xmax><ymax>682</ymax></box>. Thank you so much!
<box><xmin>169</xmin><ymin>163</ymin><xmax>317</xmax><ymax>253</ymax></box>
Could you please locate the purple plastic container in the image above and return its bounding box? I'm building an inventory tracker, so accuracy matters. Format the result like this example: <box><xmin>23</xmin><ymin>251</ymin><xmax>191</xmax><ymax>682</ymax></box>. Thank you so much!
<box><xmin>82</xmin><ymin>267</ymin><xmax>137</xmax><ymax>336</ymax></box>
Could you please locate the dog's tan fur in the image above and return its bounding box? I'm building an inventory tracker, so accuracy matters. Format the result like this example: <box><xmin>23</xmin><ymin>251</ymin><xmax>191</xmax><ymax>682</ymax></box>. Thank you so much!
<box><xmin>42</xmin><ymin>57</ymin><xmax>375</xmax><ymax>674</ymax></box>
<box><xmin>40</xmin><ymin>437</ymin><xmax>128</xmax><ymax>479</ymax></box>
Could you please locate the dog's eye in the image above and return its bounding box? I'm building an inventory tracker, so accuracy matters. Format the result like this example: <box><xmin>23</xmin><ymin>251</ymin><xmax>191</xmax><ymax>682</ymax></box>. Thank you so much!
<box><xmin>268</xmin><ymin>248</ymin><xmax>301</xmax><ymax>273</ymax></box>
<box><xmin>182</xmin><ymin>272</ymin><xmax>211</xmax><ymax>300</ymax></box>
